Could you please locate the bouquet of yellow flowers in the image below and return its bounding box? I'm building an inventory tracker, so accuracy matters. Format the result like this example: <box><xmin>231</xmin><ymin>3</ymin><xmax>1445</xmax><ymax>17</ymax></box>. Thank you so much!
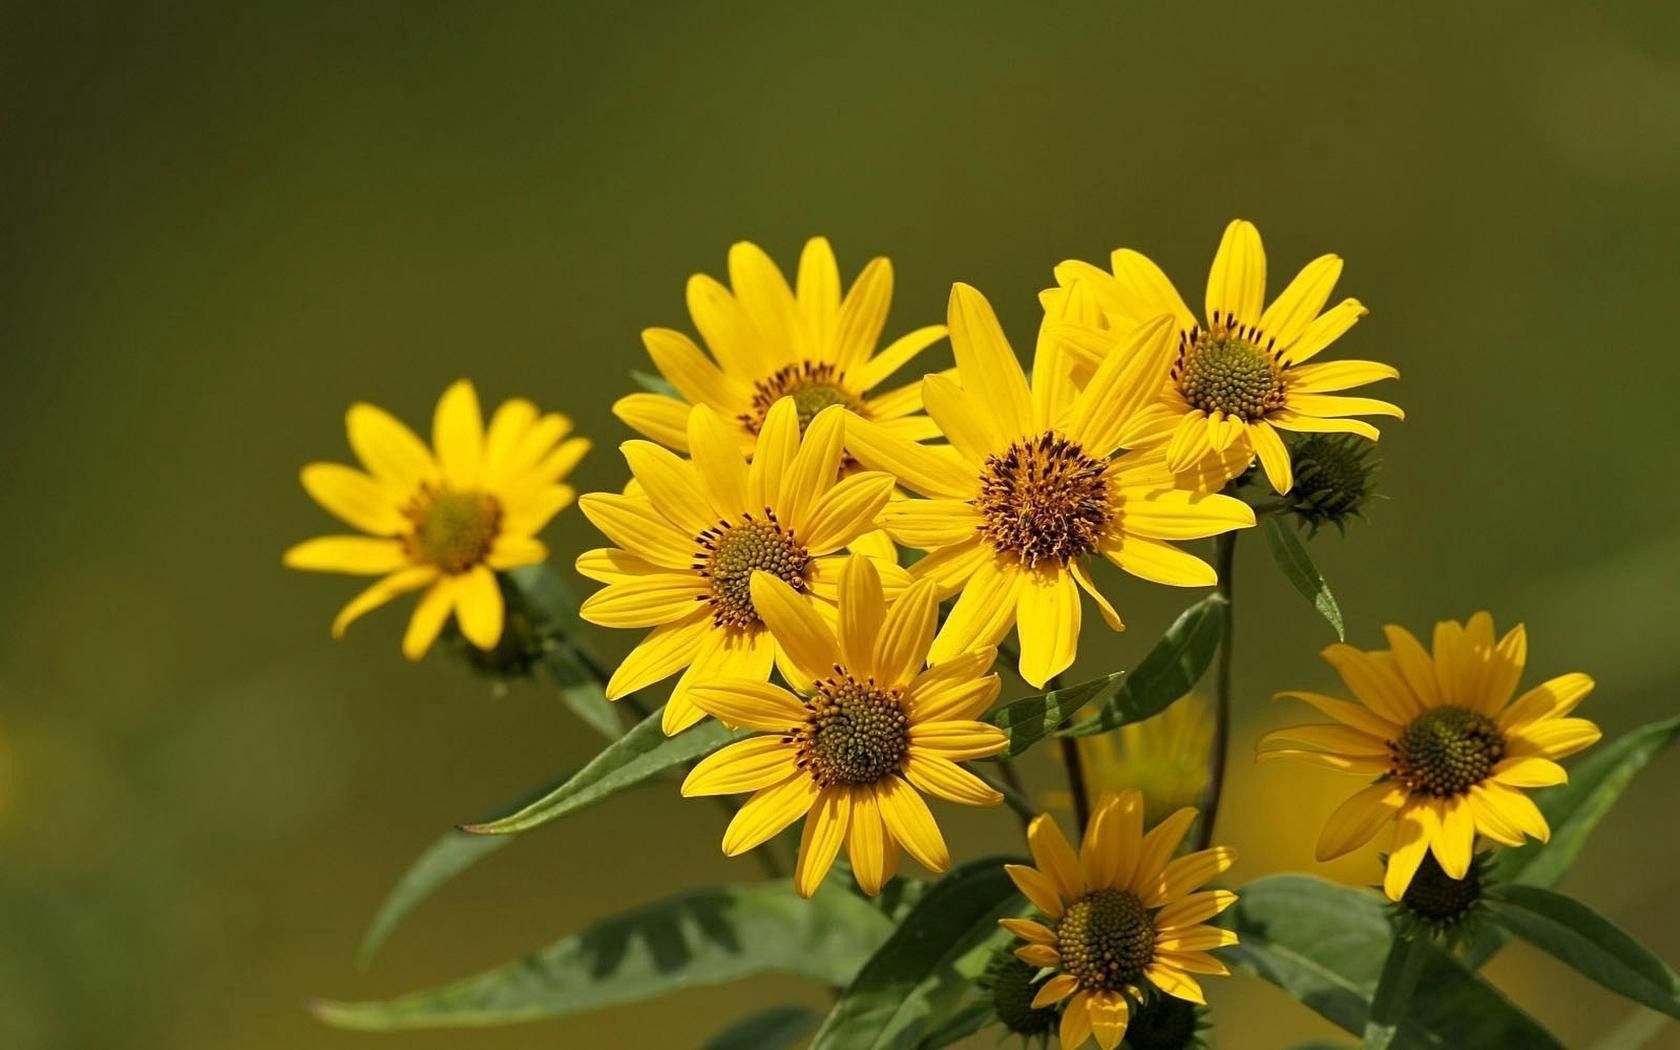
<box><xmin>289</xmin><ymin>226</ymin><xmax>1677</xmax><ymax>1049</ymax></box>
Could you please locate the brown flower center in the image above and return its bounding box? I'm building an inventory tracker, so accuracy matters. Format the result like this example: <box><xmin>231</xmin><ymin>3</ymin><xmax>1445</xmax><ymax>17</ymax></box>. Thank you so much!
<box><xmin>407</xmin><ymin>488</ymin><xmax>501</xmax><ymax>574</ymax></box>
<box><xmin>1055</xmin><ymin>888</ymin><xmax>1157</xmax><ymax>991</ymax></box>
<box><xmin>1388</xmin><ymin>705</ymin><xmax>1505</xmax><ymax>797</ymax></box>
<box><xmin>792</xmin><ymin>673</ymin><xmax>910</xmax><ymax>786</ymax></box>
<box><xmin>742</xmin><ymin>361</ymin><xmax>866</xmax><ymax>435</ymax></box>
<box><xmin>694</xmin><ymin>513</ymin><xmax>811</xmax><ymax>629</ymax></box>
<box><xmin>1174</xmin><ymin>313</ymin><xmax>1287</xmax><ymax>420</ymax></box>
<box><xmin>976</xmin><ymin>431</ymin><xmax>1110</xmax><ymax>566</ymax></box>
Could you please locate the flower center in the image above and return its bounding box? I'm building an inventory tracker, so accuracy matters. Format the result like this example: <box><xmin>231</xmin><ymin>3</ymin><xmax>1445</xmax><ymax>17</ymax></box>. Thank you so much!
<box><xmin>1055</xmin><ymin>888</ymin><xmax>1157</xmax><ymax>991</ymax></box>
<box><xmin>1125</xmin><ymin>996</ymin><xmax>1202</xmax><ymax>1050</ymax></box>
<box><xmin>1400</xmin><ymin>852</ymin><xmax>1482</xmax><ymax>930</ymax></box>
<box><xmin>408</xmin><ymin>489</ymin><xmax>501</xmax><ymax>574</ymax></box>
<box><xmin>976</xmin><ymin>431</ymin><xmax>1111</xmax><ymax>567</ymax></box>
<box><xmin>742</xmin><ymin>361</ymin><xmax>866</xmax><ymax>434</ymax></box>
<box><xmin>1288</xmin><ymin>432</ymin><xmax>1378</xmax><ymax>530</ymax></box>
<box><xmin>694</xmin><ymin>513</ymin><xmax>811</xmax><ymax>629</ymax></box>
<box><xmin>1175</xmin><ymin>319</ymin><xmax>1287</xmax><ymax>420</ymax></box>
<box><xmin>1389</xmin><ymin>705</ymin><xmax>1505</xmax><ymax>797</ymax></box>
<box><xmin>983</xmin><ymin>953</ymin><xmax>1060</xmax><ymax>1038</ymax></box>
<box><xmin>792</xmin><ymin>674</ymin><xmax>910</xmax><ymax>786</ymax></box>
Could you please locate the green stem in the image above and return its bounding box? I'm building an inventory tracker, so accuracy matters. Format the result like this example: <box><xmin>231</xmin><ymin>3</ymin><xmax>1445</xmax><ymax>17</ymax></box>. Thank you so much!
<box><xmin>1192</xmin><ymin>531</ymin><xmax>1239</xmax><ymax>852</ymax></box>
<box><xmin>977</xmin><ymin>767</ymin><xmax>1039</xmax><ymax>826</ymax></box>
<box><xmin>997</xmin><ymin>639</ymin><xmax>1089</xmax><ymax>833</ymax></box>
<box><xmin>1362</xmin><ymin>931</ymin><xmax>1429</xmax><ymax>1049</ymax></box>
<box><xmin>568</xmin><ymin>640</ymin><xmax>788</xmax><ymax>880</ymax></box>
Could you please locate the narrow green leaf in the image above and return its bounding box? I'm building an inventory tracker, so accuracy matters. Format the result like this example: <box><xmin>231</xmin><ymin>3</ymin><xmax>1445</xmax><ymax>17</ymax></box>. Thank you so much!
<box><xmin>1225</xmin><ymin>875</ymin><xmax>1563</xmax><ymax>1048</ymax></box>
<box><xmin>986</xmin><ymin>672</ymin><xmax>1122</xmax><ymax>756</ymax></box>
<box><xmin>1466</xmin><ymin>715</ymin><xmax>1680</xmax><ymax>967</ymax></box>
<box><xmin>1485</xmin><ymin>884</ymin><xmax>1680</xmax><ymax>1020</ymax></box>
<box><xmin>355</xmin><ymin>770</ymin><xmax>580</xmax><ymax>969</ymax></box>
<box><xmin>1263</xmin><ymin>516</ymin><xmax>1345</xmax><ymax>640</ymax></box>
<box><xmin>1060</xmin><ymin>595</ymin><xmax>1227</xmax><ymax>738</ymax></box>
<box><xmin>914</xmin><ymin>1001</ymin><xmax>994</xmax><ymax>1049</ymax></box>
<box><xmin>1360</xmin><ymin>933</ymin><xmax>1427</xmax><ymax>1050</ymax></box>
<box><xmin>631</xmin><ymin>370</ymin><xmax>681</xmax><ymax>398</ymax></box>
<box><xmin>504</xmin><ymin>564</ymin><xmax>624</xmax><ymax>742</ymax></box>
<box><xmin>702</xmin><ymin>1006</ymin><xmax>821</xmax><ymax>1050</ymax></box>
<box><xmin>462</xmin><ymin>710</ymin><xmax>750</xmax><ymax>835</ymax></box>
<box><xmin>313</xmin><ymin>880</ymin><xmax>894</xmax><ymax>1031</ymax></box>
<box><xmin>811</xmin><ymin>856</ymin><xmax>1021</xmax><ymax>1050</ymax></box>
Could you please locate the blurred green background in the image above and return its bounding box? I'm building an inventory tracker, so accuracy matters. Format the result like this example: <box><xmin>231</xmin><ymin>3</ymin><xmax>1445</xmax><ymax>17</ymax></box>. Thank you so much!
<box><xmin>4</xmin><ymin>2</ymin><xmax>1679</xmax><ymax>1047</ymax></box>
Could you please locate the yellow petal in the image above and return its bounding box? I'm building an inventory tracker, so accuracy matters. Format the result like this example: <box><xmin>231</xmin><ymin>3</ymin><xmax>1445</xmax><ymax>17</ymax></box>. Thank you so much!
<box><xmin>1015</xmin><ymin>565</ymin><xmax>1080</xmax><ymax>689</ymax></box>
<box><xmin>642</xmin><ymin>326</ymin><xmax>748</xmax><ymax>409</ymax></box>
<box><xmin>687</xmin><ymin>678</ymin><xmax>807</xmax><ymax>732</ymax></box>
<box><xmin>1257</xmin><ymin>723</ymin><xmax>1389</xmax><ymax>756</ymax></box>
<box><xmin>1285</xmin><ymin>393</ymin><xmax>1405</xmax><ymax>421</ymax></box>
<box><xmin>1155</xmin><ymin>889</ymin><xmax>1239</xmax><ymax>930</ymax></box>
<box><xmin>846</xmin><ymin>790</ymin><xmax>895</xmax><ymax>895</ymax></box>
<box><xmin>927</xmin><ymin>555</ymin><xmax>1022</xmax><ymax>663</ymax></box>
<box><xmin>347</xmin><ymin>402</ymin><xmax>438</xmax><ymax>491</ymax></box>
<box><xmin>793</xmin><ymin>788</ymin><xmax>850</xmax><ymax>898</ymax></box>
<box><xmin>1107</xmin><ymin>247</ymin><xmax>1197</xmax><ymax>331</ymax></box>
<box><xmin>284</xmin><ymin>536</ymin><xmax>408</xmax><ymax>575</ymax></box>
<box><xmin>1491</xmin><ymin>756</ymin><xmax>1567</xmax><ymax>788</ymax></box>
<box><xmin>1147</xmin><ymin>846</ymin><xmax>1236</xmax><ymax>906</ymax></box>
<box><xmin>1499</xmin><ymin>672</ymin><xmax>1594</xmax><ymax>732</ymax></box>
<box><xmin>621</xmin><ymin>440</ymin><xmax>716</xmax><ymax>537</ymax></box>
<box><xmin>852</xmin><ymin>324</ymin><xmax>947</xmax><ymax>392</ymax></box>
<box><xmin>1062</xmin><ymin>314</ymin><xmax>1179</xmax><ymax>457</ymax></box>
<box><xmin>801</xmin><ymin>471</ymin><xmax>896</xmax><ymax>554</ymax></box>
<box><xmin>330</xmin><ymin>565</ymin><xmax>438</xmax><ymax>639</ymax></box>
<box><xmin>908</xmin><ymin>721</ymin><xmax>1009</xmax><ymax>761</ymax></box>
<box><xmin>1154</xmin><ymin>925</ymin><xmax>1238</xmax><ymax>952</ymax></box>
<box><xmin>749</xmin><ymin>573</ymin><xmax>839</xmax><ymax>685</ymax></box>
<box><xmin>681</xmin><ymin>737</ymin><xmax>798</xmax><ymax>796</ymax></box>
<box><xmin>722</xmin><ymin>774</ymin><xmax>821</xmax><ymax>856</ymax></box>
<box><xmin>576</xmin><ymin>492</ymin><xmax>696</xmax><ymax>569</ymax></box>
<box><xmin>796</xmin><ymin>237</ymin><xmax>840</xmax><ymax>350</ymax></box>
<box><xmin>1205</xmin><ymin>219</ymin><xmax>1265</xmax><ymax>327</ymax></box>
<box><xmin>1279</xmin><ymin>298</ymin><xmax>1367</xmax><ymax>365</ymax></box>
<box><xmin>1315</xmin><ymin>781</ymin><xmax>1408</xmax><ymax>861</ymax></box>
<box><xmin>1014</xmin><ymin>944</ymin><xmax>1061</xmax><ymax>968</ymax></box>
<box><xmin>601</xmin><ymin>608</ymin><xmax>713</xmax><ymax>698</ymax></box>
<box><xmin>1433</xmin><ymin>795</ymin><xmax>1475</xmax><ymax>879</ymax></box>
<box><xmin>1268</xmin><ymin>411</ymin><xmax>1380</xmax><ymax>440</ymax></box>
<box><xmin>1101</xmin><ymin>534</ymin><xmax>1217</xmax><ymax>588</ymax></box>
<box><xmin>1031</xmin><ymin>972</ymin><xmax>1079</xmax><ymax>1009</ymax></box>
<box><xmin>300</xmin><ymin>463</ymin><xmax>405</xmax><ymax>535</ymax></box>
<box><xmin>1506</xmin><ymin>717</ymin><xmax>1602</xmax><ymax>760</ymax></box>
<box><xmin>837</xmin><ymin>554</ymin><xmax>885</xmax><ymax>677</ymax></box>
<box><xmin>479</xmin><ymin>398</ymin><xmax>538</xmax><ymax>484</ymax></box>
<box><xmin>877</xmin><ymin>498</ymin><xmax>982</xmax><ymax>550</ymax></box>
<box><xmin>947</xmin><ymin>283</ymin><xmax>1034</xmax><ymax>445</ymax></box>
<box><xmin>1321</xmin><ymin>643</ymin><xmax>1419</xmax><ymax>725</ymax></box>
<box><xmin>904</xmin><ymin>651</ymin><xmax>1001</xmax><ymax>722</ymax></box>
<box><xmin>686</xmin><ymin>404</ymin><xmax>750</xmax><ymax>517</ymax></box>
<box><xmin>875</xmin><ymin>776</ymin><xmax>949</xmax><ymax>873</ymax></box>
<box><xmin>1116</xmin><ymin>489</ymin><xmax>1256</xmax><ymax>541</ymax></box>
<box><xmin>401</xmin><ymin>578</ymin><xmax>457</xmax><ymax>661</ymax></box>
<box><xmin>1131</xmin><ymin>806</ymin><xmax>1199</xmax><ymax>893</ymax></box>
<box><xmin>777</xmin><ymin>404</ymin><xmax>846</xmax><ymax>529</ymax></box>
<box><xmin>1248</xmin><ymin>419</ymin><xmax>1293</xmax><ymax>494</ymax></box>
<box><xmin>921</xmin><ymin>371</ymin><xmax>999</xmax><ymax>462</ymax></box>
<box><xmin>999</xmin><ymin>916</ymin><xmax>1058</xmax><ymax>946</ymax></box>
<box><xmin>902</xmin><ymin>754</ymin><xmax>1002</xmax><ymax>807</ymax></box>
<box><xmin>432</xmin><ymin>379</ymin><xmax>485</xmax><ymax>489</ymax></box>
<box><xmin>454</xmin><ymin>565</ymin><xmax>505</xmax><ymax>650</ymax></box>
<box><xmin>1382</xmin><ymin>801</ymin><xmax>1435</xmax><ymax>900</ymax></box>
<box><xmin>1144</xmin><ymin>963</ymin><xmax>1205</xmax><ymax>1005</ymax></box>
<box><xmin>832</xmin><ymin>256</ymin><xmax>893</xmax><ymax>371</ymax></box>
<box><xmin>579</xmin><ymin>574</ymin><xmax>708</xmax><ymax>628</ymax></box>
<box><xmin>1005</xmin><ymin>863</ymin><xmax>1065</xmax><ymax>919</ymax></box>
<box><xmin>1258</xmin><ymin>253</ymin><xmax>1342</xmax><ymax>348</ymax></box>
<box><xmin>487</xmin><ymin>534</ymin><xmax>547</xmax><ymax>571</ymax></box>
<box><xmin>1273</xmin><ymin>690</ymin><xmax>1400</xmax><ymax>739</ymax></box>
<box><xmin>873</xmin><ymin>579</ymin><xmax>937</xmax><ymax>688</ymax></box>
<box><xmin>1060</xmin><ymin>991</ymin><xmax>1093</xmax><ymax>1050</ymax></box>
<box><xmin>1286</xmin><ymin>359</ymin><xmax>1399</xmax><ymax>394</ymax></box>
<box><xmin>728</xmin><ymin>241</ymin><xmax>803</xmax><ymax>363</ymax></box>
<box><xmin>1027</xmin><ymin>813</ymin><xmax>1087</xmax><ymax>899</ymax></box>
<box><xmin>845</xmin><ymin>415</ymin><xmax>979</xmax><ymax>500</ymax></box>
<box><xmin>686</xmin><ymin>272</ymin><xmax>767</xmax><ymax>379</ymax></box>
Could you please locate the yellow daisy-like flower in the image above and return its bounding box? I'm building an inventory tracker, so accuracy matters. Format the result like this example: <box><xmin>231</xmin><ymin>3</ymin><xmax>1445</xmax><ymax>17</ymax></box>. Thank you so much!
<box><xmin>845</xmin><ymin>283</ymin><xmax>1257</xmax><ymax>687</ymax></box>
<box><xmin>284</xmin><ymin>380</ymin><xmax>587</xmax><ymax>660</ymax></box>
<box><xmin>1050</xmin><ymin>219</ymin><xmax>1402</xmax><ymax>493</ymax></box>
<box><xmin>680</xmin><ymin>555</ymin><xmax>1008</xmax><ymax>897</ymax></box>
<box><xmin>1258</xmin><ymin>612</ymin><xmax>1601</xmax><ymax>900</ymax></box>
<box><xmin>612</xmin><ymin>237</ymin><xmax>946</xmax><ymax>451</ymax></box>
<box><xmin>1001</xmin><ymin>792</ymin><xmax>1238</xmax><ymax>1050</ymax></box>
<box><xmin>575</xmin><ymin>398</ymin><xmax>898</xmax><ymax>735</ymax></box>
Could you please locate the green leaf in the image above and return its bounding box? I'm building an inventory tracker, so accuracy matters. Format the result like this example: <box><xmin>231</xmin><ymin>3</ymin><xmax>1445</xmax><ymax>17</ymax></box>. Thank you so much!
<box><xmin>313</xmin><ymin>880</ymin><xmax>894</xmax><ymax>1031</ymax></box>
<box><xmin>702</xmin><ymin>1006</ymin><xmax>822</xmax><ymax>1050</ymax></box>
<box><xmin>810</xmin><ymin>856</ymin><xmax>1021</xmax><ymax>1050</ymax></box>
<box><xmin>462</xmin><ymin>710</ymin><xmax>750</xmax><ymax>835</ymax></box>
<box><xmin>1497</xmin><ymin>714</ymin><xmax>1680</xmax><ymax>888</ymax></box>
<box><xmin>914</xmin><ymin>1001</ymin><xmax>994</xmax><ymax>1049</ymax></box>
<box><xmin>631</xmin><ymin>370</ymin><xmax>681</xmax><ymax>398</ymax></box>
<box><xmin>1465</xmin><ymin>715</ymin><xmax>1680</xmax><ymax>967</ymax></box>
<box><xmin>986</xmin><ymin>672</ymin><xmax>1122</xmax><ymax>756</ymax></box>
<box><xmin>1225</xmin><ymin>875</ymin><xmax>1563</xmax><ymax>1048</ymax></box>
<box><xmin>1060</xmin><ymin>595</ymin><xmax>1227</xmax><ymax>738</ymax></box>
<box><xmin>355</xmin><ymin>769</ymin><xmax>583</xmax><ymax>969</ymax></box>
<box><xmin>1360</xmin><ymin>933</ymin><xmax>1428</xmax><ymax>1050</ymax></box>
<box><xmin>1263</xmin><ymin>516</ymin><xmax>1345</xmax><ymax>640</ymax></box>
<box><xmin>505</xmin><ymin>564</ymin><xmax>625</xmax><ymax>742</ymax></box>
<box><xmin>1484</xmin><ymin>884</ymin><xmax>1680</xmax><ymax>1020</ymax></box>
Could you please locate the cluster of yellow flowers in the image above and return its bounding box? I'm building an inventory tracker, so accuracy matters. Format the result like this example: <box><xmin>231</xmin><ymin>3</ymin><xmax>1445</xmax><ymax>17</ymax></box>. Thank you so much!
<box><xmin>286</xmin><ymin>224</ymin><xmax>1601</xmax><ymax>1050</ymax></box>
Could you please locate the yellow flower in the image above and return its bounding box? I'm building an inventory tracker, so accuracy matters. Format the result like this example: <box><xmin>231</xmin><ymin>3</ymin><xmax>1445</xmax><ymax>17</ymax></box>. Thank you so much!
<box><xmin>612</xmin><ymin>237</ymin><xmax>946</xmax><ymax>451</ymax></box>
<box><xmin>284</xmin><ymin>380</ymin><xmax>587</xmax><ymax>660</ymax></box>
<box><xmin>680</xmin><ymin>555</ymin><xmax>1008</xmax><ymax>897</ymax></box>
<box><xmin>1050</xmin><ymin>219</ymin><xmax>1402</xmax><ymax>493</ymax></box>
<box><xmin>576</xmin><ymin>399</ymin><xmax>898</xmax><ymax>735</ymax></box>
<box><xmin>845</xmin><ymin>283</ymin><xmax>1256</xmax><ymax>687</ymax></box>
<box><xmin>1258</xmin><ymin>612</ymin><xmax>1601</xmax><ymax>900</ymax></box>
<box><xmin>1076</xmin><ymin>694</ymin><xmax>1213</xmax><ymax>827</ymax></box>
<box><xmin>1001</xmin><ymin>792</ymin><xmax>1238</xmax><ymax>1050</ymax></box>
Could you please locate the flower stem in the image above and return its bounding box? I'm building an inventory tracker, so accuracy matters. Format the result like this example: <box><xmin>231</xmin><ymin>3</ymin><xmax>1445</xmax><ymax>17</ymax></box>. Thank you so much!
<box><xmin>1193</xmin><ymin>530</ymin><xmax>1239</xmax><ymax>852</ymax></box>
<box><xmin>996</xmin><ymin>640</ymin><xmax>1087</xmax><ymax>832</ymax></box>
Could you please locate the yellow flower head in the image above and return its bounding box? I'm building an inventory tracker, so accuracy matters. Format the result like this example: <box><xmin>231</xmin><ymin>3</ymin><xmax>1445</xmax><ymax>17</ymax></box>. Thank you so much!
<box><xmin>576</xmin><ymin>399</ymin><xmax>899</xmax><ymax>735</ymax></box>
<box><xmin>284</xmin><ymin>380</ymin><xmax>587</xmax><ymax>660</ymax></box>
<box><xmin>846</xmin><ymin>283</ymin><xmax>1256</xmax><ymax>687</ymax></box>
<box><xmin>613</xmin><ymin>237</ymin><xmax>947</xmax><ymax>452</ymax></box>
<box><xmin>1049</xmin><ymin>219</ymin><xmax>1403</xmax><ymax>494</ymax></box>
<box><xmin>1075</xmin><ymin>694</ymin><xmax>1213</xmax><ymax>827</ymax></box>
<box><xmin>680</xmin><ymin>555</ymin><xmax>1009</xmax><ymax>897</ymax></box>
<box><xmin>1258</xmin><ymin>612</ymin><xmax>1601</xmax><ymax>900</ymax></box>
<box><xmin>1001</xmin><ymin>793</ymin><xmax>1238</xmax><ymax>1050</ymax></box>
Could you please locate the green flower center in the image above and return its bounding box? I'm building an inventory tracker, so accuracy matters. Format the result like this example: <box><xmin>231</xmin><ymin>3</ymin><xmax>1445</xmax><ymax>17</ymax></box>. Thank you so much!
<box><xmin>983</xmin><ymin>953</ymin><xmax>1060</xmax><ymax>1037</ymax></box>
<box><xmin>1288</xmin><ymin>433</ymin><xmax>1378</xmax><ymax>530</ymax></box>
<box><xmin>1177</xmin><ymin>330</ymin><xmax>1287</xmax><ymax>420</ymax></box>
<box><xmin>696</xmin><ymin>514</ymin><xmax>810</xmax><ymax>629</ymax></box>
<box><xmin>744</xmin><ymin>361</ymin><xmax>866</xmax><ymax>434</ymax></box>
<box><xmin>1055</xmin><ymin>888</ymin><xmax>1157</xmax><ymax>991</ymax></box>
<box><xmin>1390</xmin><ymin>706</ymin><xmax>1505</xmax><ymax>797</ymax></box>
<box><xmin>1400</xmin><ymin>851</ymin><xmax>1482</xmax><ymax>930</ymax></box>
<box><xmin>410</xmin><ymin>489</ymin><xmax>501</xmax><ymax>574</ymax></box>
<box><xmin>1126</xmin><ymin>995</ymin><xmax>1202</xmax><ymax>1050</ymax></box>
<box><xmin>795</xmin><ymin>674</ymin><xmax>909</xmax><ymax>787</ymax></box>
<box><xmin>976</xmin><ymin>431</ymin><xmax>1111</xmax><ymax>567</ymax></box>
